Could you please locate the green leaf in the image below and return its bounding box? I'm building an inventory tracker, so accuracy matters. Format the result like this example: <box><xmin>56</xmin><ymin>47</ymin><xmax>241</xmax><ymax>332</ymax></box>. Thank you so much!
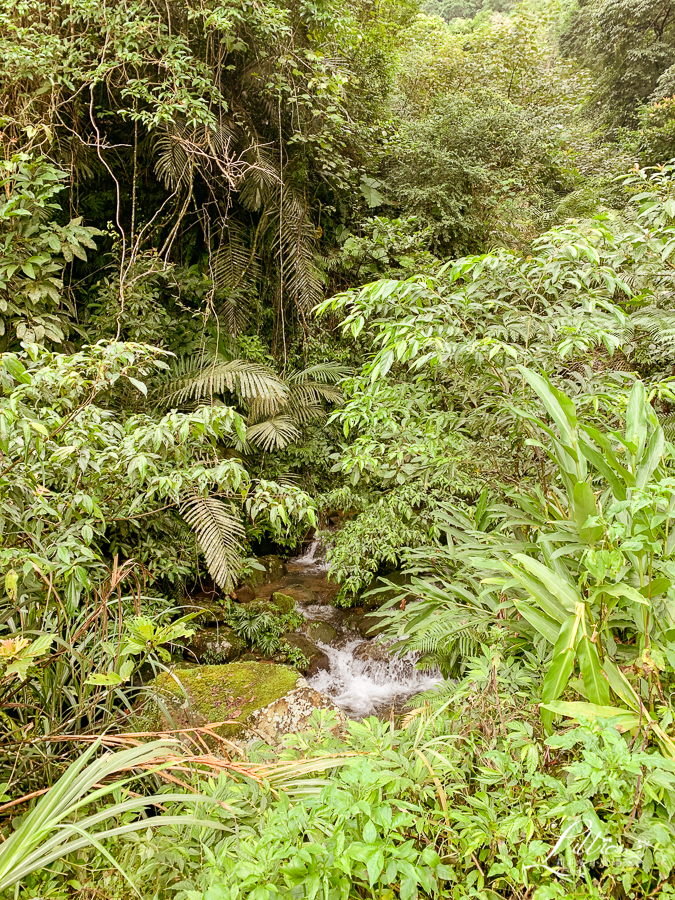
<box><xmin>363</xmin><ymin>820</ymin><xmax>377</xmax><ymax>844</ymax></box>
<box><xmin>511</xmin><ymin>599</ymin><xmax>560</xmax><ymax>643</ymax></box>
<box><xmin>577</xmin><ymin>634</ymin><xmax>610</xmax><ymax>706</ymax></box>
<box><xmin>360</xmin><ymin>176</ymin><xmax>386</xmax><ymax>208</ymax></box>
<box><xmin>572</xmin><ymin>480</ymin><xmax>602</xmax><ymax>542</ymax></box>
<box><xmin>541</xmin><ymin>701</ymin><xmax>640</xmax><ymax>732</ymax></box>
<box><xmin>636</xmin><ymin>425</ymin><xmax>664</xmax><ymax>489</ymax></box>
<box><xmin>85</xmin><ymin>672</ymin><xmax>123</xmax><ymax>687</ymax></box>
<box><xmin>511</xmin><ymin>555</ymin><xmax>580</xmax><ymax>614</ymax></box>
<box><xmin>541</xmin><ymin>613</ymin><xmax>581</xmax><ymax>730</ymax></box>
<box><xmin>519</xmin><ymin>367</ymin><xmax>577</xmax><ymax>444</ymax></box>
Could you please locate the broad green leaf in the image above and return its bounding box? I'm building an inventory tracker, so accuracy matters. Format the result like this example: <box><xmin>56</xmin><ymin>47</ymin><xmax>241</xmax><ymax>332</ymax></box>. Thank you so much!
<box><xmin>541</xmin><ymin>701</ymin><xmax>640</xmax><ymax>732</ymax></box>
<box><xmin>512</xmin><ymin>599</ymin><xmax>560</xmax><ymax>643</ymax></box>
<box><xmin>636</xmin><ymin>425</ymin><xmax>665</xmax><ymax>489</ymax></box>
<box><xmin>519</xmin><ymin>366</ymin><xmax>577</xmax><ymax>444</ymax></box>
<box><xmin>577</xmin><ymin>634</ymin><xmax>610</xmax><ymax>706</ymax></box>
<box><xmin>626</xmin><ymin>381</ymin><xmax>648</xmax><ymax>461</ymax></box>
<box><xmin>511</xmin><ymin>554</ymin><xmax>579</xmax><ymax>613</ymax></box>
<box><xmin>572</xmin><ymin>480</ymin><xmax>602</xmax><ymax>542</ymax></box>
<box><xmin>541</xmin><ymin>613</ymin><xmax>581</xmax><ymax>730</ymax></box>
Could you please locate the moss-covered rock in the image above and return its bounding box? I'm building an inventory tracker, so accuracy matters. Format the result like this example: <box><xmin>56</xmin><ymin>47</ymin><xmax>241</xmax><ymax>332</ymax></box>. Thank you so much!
<box><xmin>272</xmin><ymin>591</ymin><xmax>296</xmax><ymax>614</ymax></box>
<box><xmin>148</xmin><ymin>662</ymin><xmax>299</xmax><ymax>737</ymax></box>
<box><xmin>283</xmin><ymin>634</ymin><xmax>329</xmax><ymax>677</ymax></box>
<box><xmin>181</xmin><ymin>598</ymin><xmax>228</xmax><ymax>626</ymax></box>
<box><xmin>182</xmin><ymin>627</ymin><xmax>246</xmax><ymax>664</ymax></box>
<box><xmin>268</xmin><ymin>583</ymin><xmax>315</xmax><ymax>605</ymax></box>
<box><xmin>300</xmin><ymin>620</ymin><xmax>337</xmax><ymax>645</ymax></box>
<box><xmin>245</xmin><ymin>555</ymin><xmax>285</xmax><ymax>587</ymax></box>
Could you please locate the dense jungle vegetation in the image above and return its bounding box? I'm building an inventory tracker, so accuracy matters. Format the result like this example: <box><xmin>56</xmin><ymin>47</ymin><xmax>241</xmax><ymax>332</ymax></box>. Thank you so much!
<box><xmin>8</xmin><ymin>0</ymin><xmax>675</xmax><ymax>897</ymax></box>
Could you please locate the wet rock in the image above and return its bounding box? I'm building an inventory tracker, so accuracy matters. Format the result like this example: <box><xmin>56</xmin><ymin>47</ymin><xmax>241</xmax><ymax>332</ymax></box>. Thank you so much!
<box><xmin>299</xmin><ymin>620</ymin><xmax>337</xmax><ymax>645</ymax></box>
<box><xmin>248</xmin><ymin>679</ymin><xmax>345</xmax><ymax>743</ymax></box>
<box><xmin>283</xmin><ymin>633</ymin><xmax>329</xmax><ymax>677</ymax></box>
<box><xmin>344</xmin><ymin>610</ymin><xmax>386</xmax><ymax>638</ymax></box>
<box><xmin>247</xmin><ymin>599</ymin><xmax>284</xmax><ymax>618</ymax></box>
<box><xmin>273</xmin><ymin>583</ymin><xmax>316</xmax><ymax>605</ymax></box>
<box><xmin>353</xmin><ymin>640</ymin><xmax>393</xmax><ymax>664</ymax></box>
<box><xmin>246</xmin><ymin>555</ymin><xmax>285</xmax><ymax>587</ymax></box>
<box><xmin>181</xmin><ymin>599</ymin><xmax>228</xmax><ymax>627</ymax></box>
<box><xmin>272</xmin><ymin>591</ymin><xmax>296</xmax><ymax>614</ymax></box>
<box><xmin>182</xmin><ymin>627</ymin><xmax>246</xmax><ymax>664</ymax></box>
<box><xmin>234</xmin><ymin>584</ymin><xmax>255</xmax><ymax>604</ymax></box>
<box><xmin>146</xmin><ymin>662</ymin><xmax>300</xmax><ymax>737</ymax></box>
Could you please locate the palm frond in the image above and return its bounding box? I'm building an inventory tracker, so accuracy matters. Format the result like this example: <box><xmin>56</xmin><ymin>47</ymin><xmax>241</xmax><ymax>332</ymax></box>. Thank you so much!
<box><xmin>246</xmin><ymin>416</ymin><xmax>300</xmax><ymax>451</ymax></box>
<box><xmin>659</xmin><ymin>412</ymin><xmax>675</xmax><ymax>440</ymax></box>
<box><xmin>287</xmin><ymin>363</ymin><xmax>351</xmax><ymax>384</ymax></box>
<box><xmin>157</xmin><ymin>356</ymin><xmax>288</xmax><ymax>407</ymax></box>
<box><xmin>274</xmin><ymin>190</ymin><xmax>324</xmax><ymax>315</ymax></box>
<box><xmin>180</xmin><ymin>493</ymin><xmax>245</xmax><ymax>590</ymax></box>
<box><xmin>629</xmin><ymin>309</ymin><xmax>675</xmax><ymax>352</ymax></box>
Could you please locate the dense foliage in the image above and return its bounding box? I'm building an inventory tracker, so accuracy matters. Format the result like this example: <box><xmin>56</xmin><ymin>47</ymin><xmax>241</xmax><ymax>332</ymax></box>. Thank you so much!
<box><xmin>7</xmin><ymin>0</ymin><xmax>675</xmax><ymax>898</ymax></box>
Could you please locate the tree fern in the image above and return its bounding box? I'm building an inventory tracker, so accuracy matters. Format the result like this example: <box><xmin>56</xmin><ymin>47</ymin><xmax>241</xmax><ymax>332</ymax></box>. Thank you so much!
<box><xmin>179</xmin><ymin>492</ymin><xmax>245</xmax><ymax>590</ymax></box>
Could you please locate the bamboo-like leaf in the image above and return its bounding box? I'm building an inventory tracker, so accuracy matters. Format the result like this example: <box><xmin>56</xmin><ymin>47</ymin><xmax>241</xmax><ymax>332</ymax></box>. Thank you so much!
<box><xmin>511</xmin><ymin>554</ymin><xmax>580</xmax><ymax>613</ymax></box>
<box><xmin>577</xmin><ymin>634</ymin><xmax>610</xmax><ymax>706</ymax></box>
<box><xmin>541</xmin><ymin>613</ymin><xmax>581</xmax><ymax>730</ymax></box>
<box><xmin>0</xmin><ymin>740</ymin><xmax>227</xmax><ymax>891</ymax></box>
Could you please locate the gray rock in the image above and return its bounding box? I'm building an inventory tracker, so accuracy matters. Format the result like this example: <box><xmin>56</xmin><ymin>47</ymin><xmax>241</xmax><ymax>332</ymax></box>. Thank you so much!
<box><xmin>274</xmin><ymin>583</ymin><xmax>316</xmax><ymax>605</ymax></box>
<box><xmin>247</xmin><ymin>679</ymin><xmax>345</xmax><ymax>743</ymax></box>
<box><xmin>353</xmin><ymin>640</ymin><xmax>392</xmax><ymax>664</ymax></box>
<box><xmin>234</xmin><ymin>584</ymin><xmax>255</xmax><ymax>604</ymax></box>
<box><xmin>344</xmin><ymin>610</ymin><xmax>386</xmax><ymax>638</ymax></box>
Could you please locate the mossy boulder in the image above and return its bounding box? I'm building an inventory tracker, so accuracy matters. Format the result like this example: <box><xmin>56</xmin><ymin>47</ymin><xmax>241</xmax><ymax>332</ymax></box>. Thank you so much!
<box><xmin>272</xmin><ymin>591</ymin><xmax>296</xmax><ymax>614</ymax></box>
<box><xmin>283</xmin><ymin>634</ymin><xmax>329</xmax><ymax>677</ymax></box>
<box><xmin>300</xmin><ymin>620</ymin><xmax>337</xmax><ymax>645</ymax></box>
<box><xmin>246</xmin><ymin>555</ymin><xmax>285</xmax><ymax>587</ymax></box>
<box><xmin>182</xmin><ymin>627</ymin><xmax>246</xmax><ymax>664</ymax></box>
<box><xmin>269</xmin><ymin>583</ymin><xmax>315</xmax><ymax>606</ymax></box>
<box><xmin>148</xmin><ymin>662</ymin><xmax>299</xmax><ymax>737</ymax></box>
<box><xmin>181</xmin><ymin>598</ymin><xmax>228</xmax><ymax>626</ymax></box>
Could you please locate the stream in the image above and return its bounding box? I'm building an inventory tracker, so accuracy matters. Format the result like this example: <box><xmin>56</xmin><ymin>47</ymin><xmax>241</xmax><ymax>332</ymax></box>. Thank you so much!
<box><xmin>267</xmin><ymin>542</ymin><xmax>442</xmax><ymax>719</ymax></box>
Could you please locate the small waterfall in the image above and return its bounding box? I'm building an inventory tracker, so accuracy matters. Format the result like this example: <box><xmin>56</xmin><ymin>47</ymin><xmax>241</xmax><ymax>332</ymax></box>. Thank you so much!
<box><xmin>308</xmin><ymin>638</ymin><xmax>442</xmax><ymax>719</ymax></box>
<box><xmin>288</xmin><ymin>538</ymin><xmax>328</xmax><ymax>572</ymax></box>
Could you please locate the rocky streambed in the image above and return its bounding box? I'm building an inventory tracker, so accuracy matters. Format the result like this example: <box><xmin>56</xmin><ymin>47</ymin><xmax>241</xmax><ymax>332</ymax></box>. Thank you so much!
<box><xmin>147</xmin><ymin>543</ymin><xmax>441</xmax><ymax>742</ymax></box>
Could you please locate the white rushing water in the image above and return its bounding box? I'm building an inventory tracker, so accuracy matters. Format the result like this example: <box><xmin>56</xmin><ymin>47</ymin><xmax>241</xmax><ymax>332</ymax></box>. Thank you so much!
<box><xmin>308</xmin><ymin>638</ymin><xmax>442</xmax><ymax>719</ymax></box>
<box><xmin>287</xmin><ymin>539</ymin><xmax>328</xmax><ymax>573</ymax></box>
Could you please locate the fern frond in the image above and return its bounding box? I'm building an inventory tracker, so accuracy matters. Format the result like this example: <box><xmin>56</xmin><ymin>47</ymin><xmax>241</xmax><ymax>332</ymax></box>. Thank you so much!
<box><xmin>659</xmin><ymin>412</ymin><xmax>675</xmax><ymax>440</ymax></box>
<box><xmin>246</xmin><ymin>415</ymin><xmax>300</xmax><ymax>451</ymax></box>
<box><xmin>179</xmin><ymin>492</ymin><xmax>245</xmax><ymax>590</ymax></box>
<box><xmin>629</xmin><ymin>309</ymin><xmax>675</xmax><ymax>351</ymax></box>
